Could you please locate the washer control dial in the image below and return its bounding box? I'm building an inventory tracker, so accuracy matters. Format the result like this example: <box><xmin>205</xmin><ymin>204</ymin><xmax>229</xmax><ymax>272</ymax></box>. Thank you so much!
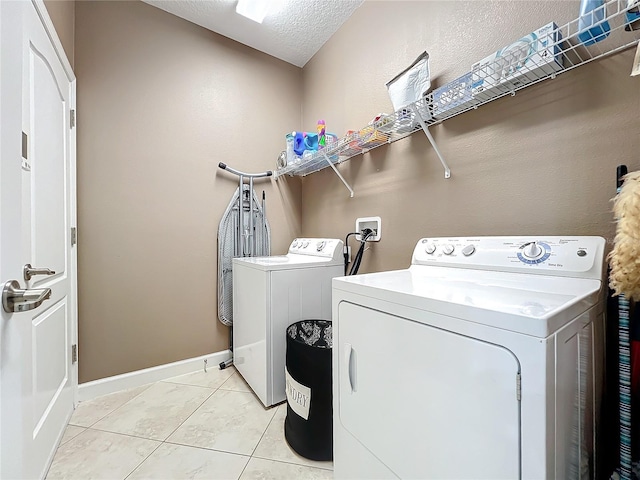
<box><xmin>442</xmin><ymin>244</ymin><xmax>455</xmax><ymax>255</ymax></box>
<box><xmin>316</xmin><ymin>241</ymin><xmax>326</xmax><ymax>252</ymax></box>
<box><xmin>302</xmin><ymin>241</ymin><xmax>309</xmax><ymax>248</ymax></box>
<box><xmin>462</xmin><ymin>245</ymin><xmax>475</xmax><ymax>257</ymax></box>
<box><xmin>517</xmin><ymin>241</ymin><xmax>551</xmax><ymax>264</ymax></box>
<box><xmin>425</xmin><ymin>243</ymin><xmax>436</xmax><ymax>254</ymax></box>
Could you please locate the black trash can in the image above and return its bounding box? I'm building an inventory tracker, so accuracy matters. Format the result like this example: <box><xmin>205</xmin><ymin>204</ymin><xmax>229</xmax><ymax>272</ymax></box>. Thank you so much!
<box><xmin>284</xmin><ymin>319</ymin><xmax>333</xmax><ymax>461</ymax></box>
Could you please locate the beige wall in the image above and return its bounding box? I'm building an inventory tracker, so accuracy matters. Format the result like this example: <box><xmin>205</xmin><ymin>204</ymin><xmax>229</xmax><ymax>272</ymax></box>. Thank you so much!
<box><xmin>73</xmin><ymin>0</ymin><xmax>640</xmax><ymax>382</ymax></box>
<box><xmin>301</xmin><ymin>0</ymin><xmax>640</xmax><ymax>272</ymax></box>
<box><xmin>44</xmin><ymin>0</ymin><xmax>75</xmax><ymax>68</ymax></box>
<box><xmin>75</xmin><ymin>1</ymin><xmax>302</xmax><ymax>383</ymax></box>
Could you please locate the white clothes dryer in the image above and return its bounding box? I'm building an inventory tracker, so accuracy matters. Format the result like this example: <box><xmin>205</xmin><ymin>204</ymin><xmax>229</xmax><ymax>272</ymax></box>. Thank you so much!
<box><xmin>233</xmin><ymin>238</ymin><xmax>343</xmax><ymax>407</ymax></box>
<box><xmin>332</xmin><ymin>236</ymin><xmax>605</xmax><ymax>480</ymax></box>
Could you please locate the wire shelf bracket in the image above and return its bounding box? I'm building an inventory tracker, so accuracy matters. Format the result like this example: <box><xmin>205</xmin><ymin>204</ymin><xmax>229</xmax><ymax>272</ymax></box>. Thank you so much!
<box><xmin>321</xmin><ymin>150</ymin><xmax>355</xmax><ymax>197</ymax></box>
<box><xmin>411</xmin><ymin>103</ymin><xmax>451</xmax><ymax>179</ymax></box>
<box><xmin>273</xmin><ymin>151</ymin><xmax>355</xmax><ymax>197</ymax></box>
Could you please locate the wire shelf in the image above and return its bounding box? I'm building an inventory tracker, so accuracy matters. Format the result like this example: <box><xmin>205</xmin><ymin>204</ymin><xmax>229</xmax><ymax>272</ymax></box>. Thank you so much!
<box><xmin>274</xmin><ymin>0</ymin><xmax>640</xmax><ymax>180</ymax></box>
<box><xmin>274</xmin><ymin>109</ymin><xmax>423</xmax><ymax>178</ymax></box>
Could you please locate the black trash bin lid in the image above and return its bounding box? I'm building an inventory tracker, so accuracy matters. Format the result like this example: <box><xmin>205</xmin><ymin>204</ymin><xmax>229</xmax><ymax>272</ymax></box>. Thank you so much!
<box><xmin>287</xmin><ymin>320</ymin><xmax>332</xmax><ymax>348</ymax></box>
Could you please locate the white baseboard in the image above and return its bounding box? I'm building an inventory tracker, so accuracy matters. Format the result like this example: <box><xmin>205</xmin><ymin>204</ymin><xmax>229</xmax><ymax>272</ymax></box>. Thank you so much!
<box><xmin>78</xmin><ymin>350</ymin><xmax>232</xmax><ymax>402</ymax></box>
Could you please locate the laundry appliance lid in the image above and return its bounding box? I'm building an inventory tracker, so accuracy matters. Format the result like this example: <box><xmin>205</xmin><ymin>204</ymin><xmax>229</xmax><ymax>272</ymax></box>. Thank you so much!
<box><xmin>233</xmin><ymin>253</ymin><xmax>342</xmax><ymax>271</ymax></box>
<box><xmin>333</xmin><ymin>265</ymin><xmax>602</xmax><ymax>338</ymax></box>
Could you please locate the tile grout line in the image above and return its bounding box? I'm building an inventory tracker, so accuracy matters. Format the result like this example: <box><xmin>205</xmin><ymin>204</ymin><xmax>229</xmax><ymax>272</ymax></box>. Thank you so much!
<box><xmin>250</xmin><ymin>453</ymin><xmax>334</xmax><ymax>472</ymax></box>
<box><xmin>70</xmin><ymin>382</ymin><xmax>155</xmax><ymax>429</ymax></box>
<box><xmin>250</xmin><ymin>403</ymin><xmax>334</xmax><ymax>472</ymax></box>
<box><xmin>237</xmin><ymin>457</ymin><xmax>251</xmax><ymax>479</ymax></box>
<box><xmin>89</xmin><ymin>369</ymin><xmax>234</xmax><ymax>443</ymax></box>
<box><xmin>161</xmin><ymin>440</ymin><xmax>251</xmax><ymax>459</ymax></box>
<box><xmin>159</xmin><ymin>388</ymin><xmax>258</xmax><ymax>457</ymax></box>
<box><xmin>160</xmin><ymin>384</ymin><xmax>219</xmax><ymax>443</ymax></box>
<box><xmin>160</xmin><ymin>366</ymin><xmax>236</xmax><ymax>388</ymax></box>
<box><xmin>49</xmin><ymin>427</ymin><xmax>162</xmax><ymax>480</ymax></box>
<box><xmin>216</xmin><ymin>371</ymin><xmax>253</xmax><ymax>393</ymax></box>
<box><xmin>235</xmin><ymin>402</ymin><xmax>280</xmax><ymax>479</ymax></box>
<box><xmin>77</xmin><ymin>383</ymin><xmax>218</xmax><ymax>443</ymax></box>
<box><xmin>150</xmin><ymin>375</ymin><xmax>246</xmax><ymax>479</ymax></box>
<box><xmin>59</xmin><ymin>425</ymin><xmax>86</xmax><ymax>446</ymax></box>
<box><xmin>82</xmin><ymin>379</ymin><xmax>218</xmax><ymax>438</ymax></box>
<box><xmin>250</xmin><ymin>455</ymin><xmax>335</xmax><ymax>473</ymax></box>
<box><xmin>122</xmin><ymin>440</ymin><xmax>164</xmax><ymax>480</ymax></box>
<box><xmin>84</xmin><ymin>381</ymin><xmax>219</xmax><ymax>480</ymax></box>
<box><xmin>250</xmin><ymin>404</ymin><xmax>280</xmax><ymax>457</ymax></box>
<box><xmin>84</xmin><ymin>425</ymin><xmax>166</xmax><ymax>443</ymax></box>
<box><xmin>161</xmin><ymin>379</ymin><xmax>230</xmax><ymax>389</ymax></box>
<box><xmin>58</xmin><ymin>374</ymin><xmax>257</xmax><ymax>480</ymax></box>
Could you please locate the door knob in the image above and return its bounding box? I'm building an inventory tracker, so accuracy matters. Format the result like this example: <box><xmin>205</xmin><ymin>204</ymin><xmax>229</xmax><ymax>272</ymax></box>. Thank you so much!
<box><xmin>23</xmin><ymin>264</ymin><xmax>55</xmax><ymax>281</ymax></box>
<box><xmin>2</xmin><ymin>280</ymin><xmax>52</xmax><ymax>313</ymax></box>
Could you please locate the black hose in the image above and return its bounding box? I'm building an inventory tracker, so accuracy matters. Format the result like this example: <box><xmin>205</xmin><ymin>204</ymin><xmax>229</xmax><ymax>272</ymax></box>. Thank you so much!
<box><xmin>349</xmin><ymin>243</ymin><xmax>366</xmax><ymax>275</ymax></box>
<box><xmin>344</xmin><ymin>232</ymin><xmax>359</xmax><ymax>275</ymax></box>
<box><xmin>348</xmin><ymin>228</ymin><xmax>375</xmax><ymax>276</ymax></box>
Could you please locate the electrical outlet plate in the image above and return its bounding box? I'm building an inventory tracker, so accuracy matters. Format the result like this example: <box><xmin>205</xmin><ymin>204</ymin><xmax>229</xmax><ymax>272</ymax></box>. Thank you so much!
<box><xmin>356</xmin><ymin>216</ymin><xmax>381</xmax><ymax>241</ymax></box>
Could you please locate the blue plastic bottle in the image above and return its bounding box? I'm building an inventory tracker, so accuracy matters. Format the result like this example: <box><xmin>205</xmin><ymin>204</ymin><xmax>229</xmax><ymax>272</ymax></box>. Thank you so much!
<box><xmin>293</xmin><ymin>131</ymin><xmax>305</xmax><ymax>156</ymax></box>
<box><xmin>304</xmin><ymin>133</ymin><xmax>319</xmax><ymax>151</ymax></box>
<box><xmin>578</xmin><ymin>0</ymin><xmax>611</xmax><ymax>45</ymax></box>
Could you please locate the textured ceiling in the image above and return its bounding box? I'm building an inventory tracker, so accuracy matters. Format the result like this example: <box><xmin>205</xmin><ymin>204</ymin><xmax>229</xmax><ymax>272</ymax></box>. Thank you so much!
<box><xmin>142</xmin><ymin>0</ymin><xmax>364</xmax><ymax>67</ymax></box>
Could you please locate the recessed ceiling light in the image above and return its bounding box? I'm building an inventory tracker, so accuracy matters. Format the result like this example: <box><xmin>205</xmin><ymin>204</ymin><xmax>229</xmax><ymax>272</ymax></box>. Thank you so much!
<box><xmin>235</xmin><ymin>0</ymin><xmax>271</xmax><ymax>24</ymax></box>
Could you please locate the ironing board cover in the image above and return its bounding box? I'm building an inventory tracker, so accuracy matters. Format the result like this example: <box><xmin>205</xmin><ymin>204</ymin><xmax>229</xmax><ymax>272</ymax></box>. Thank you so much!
<box><xmin>217</xmin><ymin>184</ymin><xmax>270</xmax><ymax>326</ymax></box>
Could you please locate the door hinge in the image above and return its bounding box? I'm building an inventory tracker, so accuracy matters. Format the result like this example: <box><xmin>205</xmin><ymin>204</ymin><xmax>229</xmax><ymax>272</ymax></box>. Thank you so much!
<box><xmin>516</xmin><ymin>372</ymin><xmax>522</xmax><ymax>401</ymax></box>
<box><xmin>70</xmin><ymin>109</ymin><xmax>75</xmax><ymax>128</ymax></box>
<box><xmin>71</xmin><ymin>227</ymin><xmax>77</xmax><ymax>246</ymax></box>
<box><xmin>71</xmin><ymin>344</ymin><xmax>78</xmax><ymax>364</ymax></box>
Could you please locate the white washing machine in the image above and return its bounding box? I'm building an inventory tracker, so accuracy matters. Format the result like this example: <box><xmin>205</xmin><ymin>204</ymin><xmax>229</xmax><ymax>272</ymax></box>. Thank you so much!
<box><xmin>233</xmin><ymin>238</ymin><xmax>344</xmax><ymax>407</ymax></box>
<box><xmin>332</xmin><ymin>236</ymin><xmax>606</xmax><ymax>480</ymax></box>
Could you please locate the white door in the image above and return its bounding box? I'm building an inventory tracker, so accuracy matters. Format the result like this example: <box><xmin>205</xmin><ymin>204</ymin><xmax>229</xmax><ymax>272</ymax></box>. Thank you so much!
<box><xmin>337</xmin><ymin>302</ymin><xmax>521</xmax><ymax>479</ymax></box>
<box><xmin>0</xmin><ymin>1</ymin><xmax>77</xmax><ymax>479</ymax></box>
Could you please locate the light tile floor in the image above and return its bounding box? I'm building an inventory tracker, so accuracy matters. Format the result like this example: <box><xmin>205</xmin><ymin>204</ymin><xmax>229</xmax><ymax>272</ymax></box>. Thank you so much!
<box><xmin>47</xmin><ymin>368</ymin><xmax>333</xmax><ymax>480</ymax></box>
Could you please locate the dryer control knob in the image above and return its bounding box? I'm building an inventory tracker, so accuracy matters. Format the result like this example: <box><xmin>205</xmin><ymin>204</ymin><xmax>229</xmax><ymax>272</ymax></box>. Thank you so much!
<box><xmin>292</xmin><ymin>240</ymin><xmax>298</xmax><ymax>248</ymax></box>
<box><xmin>523</xmin><ymin>241</ymin><xmax>543</xmax><ymax>259</ymax></box>
<box><xmin>442</xmin><ymin>244</ymin><xmax>455</xmax><ymax>255</ymax></box>
<box><xmin>316</xmin><ymin>241</ymin><xmax>326</xmax><ymax>252</ymax></box>
<box><xmin>425</xmin><ymin>243</ymin><xmax>436</xmax><ymax>255</ymax></box>
<box><xmin>302</xmin><ymin>241</ymin><xmax>309</xmax><ymax>248</ymax></box>
<box><xmin>462</xmin><ymin>245</ymin><xmax>475</xmax><ymax>256</ymax></box>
